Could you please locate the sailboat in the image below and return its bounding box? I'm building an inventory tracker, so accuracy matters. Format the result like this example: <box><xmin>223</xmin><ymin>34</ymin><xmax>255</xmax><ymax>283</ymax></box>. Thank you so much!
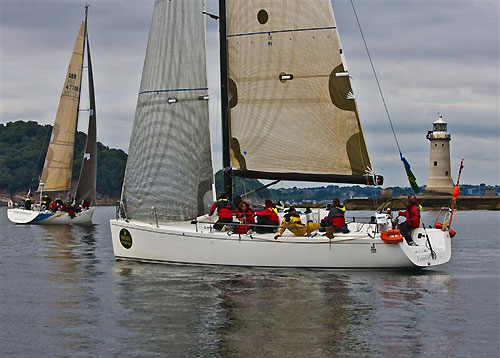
<box><xmin>110</xmin><ymin>0</ymin><xmax>452</xmax><ymax>268</ymax></box>
<box><xmin>7</xmin><ymin>6</ymin><xmax>97</xmax><ymax>225</ymax></box>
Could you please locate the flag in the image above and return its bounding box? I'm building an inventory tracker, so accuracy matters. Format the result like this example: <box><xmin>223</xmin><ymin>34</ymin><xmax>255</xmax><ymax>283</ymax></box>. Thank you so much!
<box><xmin>400</xmin><ymin>153</ymin><xmax>419</xmax><ymax>193</ymax></box>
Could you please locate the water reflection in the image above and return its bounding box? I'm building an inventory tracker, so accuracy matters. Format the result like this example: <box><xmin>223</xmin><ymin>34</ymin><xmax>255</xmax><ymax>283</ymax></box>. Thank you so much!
<box><xmin>40</xmin><ymin>224</ymin><xmax>104</xmax><ymax>355</ymax></box>
<box><xmin>2</xmin><ymin>207</ymin><xmax>497</xmax><ymax>357</ymax></box>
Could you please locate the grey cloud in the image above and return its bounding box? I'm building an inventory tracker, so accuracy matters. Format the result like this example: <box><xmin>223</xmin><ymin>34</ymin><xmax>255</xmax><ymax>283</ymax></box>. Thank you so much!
<box><xmin>0</xmin><ymin>0</ymin><xmax>498</xmax><ymax>186</ymax></box>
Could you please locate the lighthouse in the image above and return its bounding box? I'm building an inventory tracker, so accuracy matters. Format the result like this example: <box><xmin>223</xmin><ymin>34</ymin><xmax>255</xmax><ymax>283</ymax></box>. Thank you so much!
<box><xmin>424</xmin><ymin>114</ymin><xmax>454</xmax><ymax>194</ymax></box>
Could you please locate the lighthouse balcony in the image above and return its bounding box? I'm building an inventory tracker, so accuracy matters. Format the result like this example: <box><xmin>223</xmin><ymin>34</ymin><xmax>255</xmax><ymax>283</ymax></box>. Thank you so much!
<box><xmin>426</xmin><ymin>131</ymin><xmax>451</xmax><ymax>140</ymax></box>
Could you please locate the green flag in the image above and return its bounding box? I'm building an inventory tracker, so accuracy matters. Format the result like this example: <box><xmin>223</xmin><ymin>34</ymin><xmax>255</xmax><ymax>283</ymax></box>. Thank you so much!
<box><xmin>400</xmin><ymin>154</ymin><xmax>419</xmax><ymax>193</ymax></box>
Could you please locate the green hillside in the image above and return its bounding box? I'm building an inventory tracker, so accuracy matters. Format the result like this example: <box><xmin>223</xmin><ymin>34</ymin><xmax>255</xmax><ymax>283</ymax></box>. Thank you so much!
<box><xmin>0</xmin><ymin>121</ymin><xmax>127</xmax><ymax>197</ymax></box>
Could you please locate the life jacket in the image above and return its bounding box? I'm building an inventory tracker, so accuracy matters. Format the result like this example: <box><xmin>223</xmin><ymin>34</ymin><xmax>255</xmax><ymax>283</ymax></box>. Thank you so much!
<box><xmin>211</xmin><ymin>199</ymin><xmax>236</xmax><ymax>219</ymax></box>
<box><xmin>238</xmin><ymin>209</ymin><xmax>255</xmax><ymax>224</ymax></box>
<box><xmin>405</xmin><ymin>203</ymin><xmax>421</xmax><ymax>228</ymax></box>
<box><xmin>325</xmin><ymin>205</ymin><xmax>346</xmax><ymax>227</ymax></box>
<box><xmin>48</xmin><ymin>201</ymin><xmax>58</xmax><ymax>212</ymax></box>
<box><xmin>255</xmin><ymin>204</ymin><xmax>280</xmax><ymax>224</ymax></box>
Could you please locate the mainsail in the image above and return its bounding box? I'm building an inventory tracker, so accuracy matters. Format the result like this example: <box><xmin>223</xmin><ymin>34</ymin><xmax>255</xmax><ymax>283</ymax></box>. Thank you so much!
<box><xmin>40</xmin><ymin>20</ymin><xmax>86</xmax><ymax>192</ymax></box>
<box><xmin>121</xmin><ymin>0</ymin><xmax>213</xmax><ymax>222</ymax></box>
<box><xmin>75</xmin><ymin>34</ymin><xmax>97</xmax><ymax>204</ymax></box>
<box><xmin>224</xmin><ymin>0</ymin><xmax>374</xmax><ymax>184</ymax></box>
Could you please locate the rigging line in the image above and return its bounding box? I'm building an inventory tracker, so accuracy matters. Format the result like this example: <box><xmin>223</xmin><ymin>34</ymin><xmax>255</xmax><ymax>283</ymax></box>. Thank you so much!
<box><xmin>349</xmin><ymin>0</ymin><xmax>402</xmax><ymax>155</ymax></box>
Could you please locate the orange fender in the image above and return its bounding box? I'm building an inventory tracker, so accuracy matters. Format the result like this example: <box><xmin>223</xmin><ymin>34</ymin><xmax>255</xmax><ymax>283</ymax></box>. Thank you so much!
<box><xmin>434</xmin><ymin>222</ymin><xmax>443</xmax><ymax>229</ymax></box>
<box><xmin>380</xmin><ymin>229</ymin><xmax>404</xmax><ymax>244</ymax></box>
<box><xmin>449</xmin><ymin>230</ymin><xmax>456</xmax><ymax>238</ymax></box>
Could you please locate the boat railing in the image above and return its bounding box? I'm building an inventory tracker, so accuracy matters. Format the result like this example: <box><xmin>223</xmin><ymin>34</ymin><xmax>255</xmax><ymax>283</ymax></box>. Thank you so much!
<box><xmin>190</xmin><ymin>220</ymin><xmax>359</xmax><ymax>238</ymax></box>
<box><xmin>115</xmin><ymin>201</ymin><xmax>129</xmax><ymax>221</ymax></box>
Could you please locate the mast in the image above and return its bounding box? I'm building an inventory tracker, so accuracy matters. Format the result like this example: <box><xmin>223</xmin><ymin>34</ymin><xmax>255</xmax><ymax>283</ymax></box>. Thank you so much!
<box><xmin>218</xmin><ymin>0</ymin><xmax>232</xmax><ymax>199</ymax></box>
<box><xmin>70</xmin><ymin>5</ymin><xmax>88</xmax><ymax>187</ymax></box>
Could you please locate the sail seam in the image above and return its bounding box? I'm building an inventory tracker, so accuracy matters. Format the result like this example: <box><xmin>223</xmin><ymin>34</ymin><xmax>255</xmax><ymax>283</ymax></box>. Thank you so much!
<box><xmin>139</xmin><ymin>87</ymin><xmax>208</xmax><ymax>95</ymax></box>
<box><xmin>227</xmin><ymin>26</ymin><xmax>336</xmax><ymax>38</ymax></box>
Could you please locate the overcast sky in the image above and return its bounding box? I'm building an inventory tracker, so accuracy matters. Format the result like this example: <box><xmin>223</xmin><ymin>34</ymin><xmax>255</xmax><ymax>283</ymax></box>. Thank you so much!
<box><xmin>1</xmin><ymin>0</ymin><xmax>498</xmax><ymax>187</ymax></box>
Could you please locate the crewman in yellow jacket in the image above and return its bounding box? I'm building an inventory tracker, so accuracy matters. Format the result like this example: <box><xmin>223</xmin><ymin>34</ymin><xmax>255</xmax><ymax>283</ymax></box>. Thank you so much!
<box><xmin>274</xmin><ymin>207</ymin><xmax>321</xmax><ymax>240</ymax></box>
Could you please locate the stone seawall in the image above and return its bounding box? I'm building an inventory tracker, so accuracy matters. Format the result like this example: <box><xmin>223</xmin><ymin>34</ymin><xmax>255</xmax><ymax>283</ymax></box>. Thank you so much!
<box><xmin>346</xmin><ymin>196</ymin><xmax>500</xmax><ymax>211</ymax></box>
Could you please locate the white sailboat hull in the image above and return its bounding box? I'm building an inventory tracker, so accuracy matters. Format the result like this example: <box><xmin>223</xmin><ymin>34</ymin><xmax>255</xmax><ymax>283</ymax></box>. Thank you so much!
<box><xmin>7</xmin><ymin>207</ymin><xmax>94</xmax><ymax>225</ymax></box>
<box><xmin>110</xmin><ymin>218</ymin><xmax>451</xmax><ymax>269</ymax></box>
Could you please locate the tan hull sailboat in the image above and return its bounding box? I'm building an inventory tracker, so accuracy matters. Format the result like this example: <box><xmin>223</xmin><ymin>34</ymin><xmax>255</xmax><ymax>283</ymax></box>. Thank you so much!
<box><xmin>110</xmin><ymin>0</ymin><xmax>452</xmax><ymax>268</ymax></box>
<box><xmin>8</xmin><ymin>6</ymin><xmax>97</xmax><ymax>225</ymax></box>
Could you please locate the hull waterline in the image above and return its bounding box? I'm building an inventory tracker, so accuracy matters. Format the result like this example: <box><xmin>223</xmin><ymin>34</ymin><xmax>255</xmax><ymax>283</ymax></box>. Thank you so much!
<box><xmin>7</xmin><ymin>207</ymin><xmax>94</xmax><ymax>225</ymax></box>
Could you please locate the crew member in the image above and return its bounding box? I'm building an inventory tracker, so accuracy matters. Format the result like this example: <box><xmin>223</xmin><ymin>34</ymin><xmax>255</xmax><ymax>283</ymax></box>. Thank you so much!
<box><xmin>209</xmin><ymin>193</ymin><xmax>238</xmax><ymax>231</ymax></box>
<box><xmin>321</xmin><ymin>197</ymin><xmax>349</xmax><ymax>236</ymax></box>
<box><xmin>254</xmin><ymin>199</ymin><xmax>279</xmax><ymax>234</ymax></box>
<box><xmin>48</xmin><ymin>201</ymin><xmax>58</xmax><ymax>212</ymax></box>
<box><xmin>41</xmin><ymin>194</ymin><xmax>52</xmax><ymax>210</ymax></box>
<box><xmin>24</xmin><ymin>195</ymin><xmax>32</xmax><ymax>210</ymax></box>
<box><xmin>236</xmin><ymin>201</ymin><xmax>255</xmax><ymax>235</ymax></box>
<box><xmin>274</xmin><ymin>207</ymin><xmax>321</xmax><ymax>240</ymax></box>
<box><xmin>398</xmin><ymin>195</ymin><xmax>421</xmax><ymax>246</ymax></box>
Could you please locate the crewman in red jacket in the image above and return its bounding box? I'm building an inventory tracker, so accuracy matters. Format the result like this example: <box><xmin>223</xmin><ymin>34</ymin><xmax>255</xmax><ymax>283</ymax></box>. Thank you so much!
<box><xmin>209</xmin><ymin>193</ymin><xmax>238</xmax><ymax>231</ymax></box>
<box><xmin>254</xmin><ymin>199</ymin><xmax>279</xmax><ymax>234</ymax></box>
<box><xmin>398</xmin><ymin>195</ymin><xmax>421</xmax><ymax>245</ymax></box>
<box><xmin>236</xmin><ymin>201</ymin><xmax>255</xmax><ymax>235</ymax></box>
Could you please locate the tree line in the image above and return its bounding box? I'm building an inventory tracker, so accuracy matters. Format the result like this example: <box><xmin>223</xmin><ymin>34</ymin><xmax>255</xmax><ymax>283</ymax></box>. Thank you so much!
<box><xmin>0</xmin><ymin>121</ymin><xmax>127</xmax><ymax>197</ymax></box>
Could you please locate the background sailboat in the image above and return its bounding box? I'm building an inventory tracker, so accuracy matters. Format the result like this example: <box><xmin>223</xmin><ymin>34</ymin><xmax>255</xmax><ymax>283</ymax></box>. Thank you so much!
<box><xmin>110</xmin><ymin>0</ymin><xmax>451</xmax><ymax>268</ymax></box>
<box><xmin>8</xmin><ymin>6</ymin><xmax>96</xmax><ymax>225</ymax></box>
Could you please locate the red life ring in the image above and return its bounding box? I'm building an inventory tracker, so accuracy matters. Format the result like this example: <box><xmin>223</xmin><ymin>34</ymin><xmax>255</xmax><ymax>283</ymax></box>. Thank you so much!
<box><xmin>380</xmin><ymin>229</ymin><xmax>404</xmax><ymax>244</ymax></box>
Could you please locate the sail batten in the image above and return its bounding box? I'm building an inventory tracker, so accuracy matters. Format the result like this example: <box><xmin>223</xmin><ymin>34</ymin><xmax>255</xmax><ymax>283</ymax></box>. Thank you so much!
<box><xmin>40</xmin><ymin>20</ymin><xmax>86</xmax><ymax>192</ymax></box>
<box><xmin>121</xmin><ymin>0</ymin><xmax>213</xmax><ymax>222</ymax></box>
<box><xmin>225</xmin><ymin>0</ymin><xmax>374</xmax><ymax>185</ymax></box>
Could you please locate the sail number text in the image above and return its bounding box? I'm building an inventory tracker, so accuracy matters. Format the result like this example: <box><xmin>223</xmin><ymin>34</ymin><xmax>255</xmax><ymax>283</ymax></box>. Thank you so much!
<box><xmin>65</xmin><ymin>73</ymin><xmax>79</xmax><ymax>93</ymax></box>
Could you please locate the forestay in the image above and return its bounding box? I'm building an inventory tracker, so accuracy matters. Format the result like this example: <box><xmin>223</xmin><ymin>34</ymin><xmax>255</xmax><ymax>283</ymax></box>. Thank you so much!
<box><xmin>225</xmin><ymin>0</ymin><xmax>373</xmax><ymax>184</ymax></box>
<box><xmin>40</xmin><ymin>21</ymin><xmax>86</xmax><ymax>191</ymax></box>
<box><xmin>122</xmin><ymin>0</ymin><xmax>213</xmax><ymax>222</ymax></box>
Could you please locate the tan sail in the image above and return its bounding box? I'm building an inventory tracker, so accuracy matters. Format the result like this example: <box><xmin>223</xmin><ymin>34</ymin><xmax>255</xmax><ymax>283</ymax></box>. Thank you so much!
<box><xmin>226</xmin><ymin>0</ymin><xmax>372</xmax><ymax>180</ymax></box>
<box><xmin>40</xmin><ymin>20</ymin><xmax>85</xmax><ymax>192</ymax></box>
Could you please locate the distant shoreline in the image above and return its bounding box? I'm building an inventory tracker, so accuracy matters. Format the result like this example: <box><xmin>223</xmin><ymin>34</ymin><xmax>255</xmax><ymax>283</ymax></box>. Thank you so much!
<box><xmin>2</xmin><ymin>195</ymin><xmax>499</xmax><ymax>210</ymax></box>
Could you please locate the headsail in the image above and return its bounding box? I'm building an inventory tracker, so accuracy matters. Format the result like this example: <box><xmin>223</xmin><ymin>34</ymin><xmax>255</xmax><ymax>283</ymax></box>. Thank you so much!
<box><xmin>40</xmin><ymin>20</ymin><xmax>86</xmax><ymax>192</ymax></box>
<box><xmin>225</xmin><ymin>0</ymin><xmax>374</xmax><ymax>185</ymax></box>
<box><xmin>75</xmin><ymin>30</ymin><xmax>97</xmax><ymax>204</ymax></box>
<box><xmin>121</xmin><ymin>0</ymin><xmax>213</xmax><ymax>222</ymax></box>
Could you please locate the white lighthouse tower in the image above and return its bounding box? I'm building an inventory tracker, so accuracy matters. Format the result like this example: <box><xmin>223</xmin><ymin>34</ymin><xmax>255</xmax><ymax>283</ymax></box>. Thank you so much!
<box><xmin>424</xmin><ymin>113</ymin><xmax>454</xmax><ymax>194</ymax></box>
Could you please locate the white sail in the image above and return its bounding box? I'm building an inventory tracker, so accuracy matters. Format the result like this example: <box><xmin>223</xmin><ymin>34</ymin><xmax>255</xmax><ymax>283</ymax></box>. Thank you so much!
<box><xmin>121</xmin><ymin>0</ymin><xmax>213</xmax><ymax>222</ymax></box>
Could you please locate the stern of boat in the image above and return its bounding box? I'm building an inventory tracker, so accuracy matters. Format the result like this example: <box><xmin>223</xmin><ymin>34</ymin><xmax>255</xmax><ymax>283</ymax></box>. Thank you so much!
<box><xmin>400</xmin><ymin>228</ymin><xmax>452</xmax><ymax>267</ymax></box>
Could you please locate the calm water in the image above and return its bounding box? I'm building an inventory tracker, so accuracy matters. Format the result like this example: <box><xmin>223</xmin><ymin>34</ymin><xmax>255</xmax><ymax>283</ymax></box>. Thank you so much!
<box><xmin>1</xmin><ymin>207</ymin><xmax>499</xmax><ymax>357</ymax></box>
